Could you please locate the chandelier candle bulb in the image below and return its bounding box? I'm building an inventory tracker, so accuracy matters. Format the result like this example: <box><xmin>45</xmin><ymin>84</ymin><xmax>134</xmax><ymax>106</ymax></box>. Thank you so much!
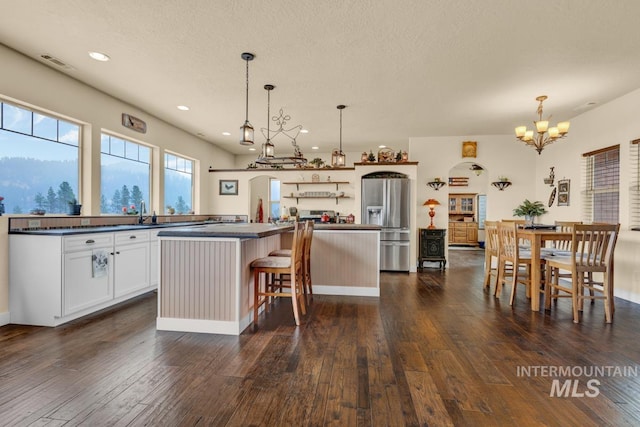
<box><xmin>525</xmin><ymin>130</ymin><xmax>534</xmax><ymax>141</ymax></box>
<box><xmin>536</xmin><ymin>120</ymin><xmax>549</xmax><ymax>133</ymax></box>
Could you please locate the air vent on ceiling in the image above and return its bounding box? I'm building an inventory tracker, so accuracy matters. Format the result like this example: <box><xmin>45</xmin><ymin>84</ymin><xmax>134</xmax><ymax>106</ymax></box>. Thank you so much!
<box><xmin>40</xmin><ymin>54</ymin><xmax>74</xmax><ymax>70</ymax></box>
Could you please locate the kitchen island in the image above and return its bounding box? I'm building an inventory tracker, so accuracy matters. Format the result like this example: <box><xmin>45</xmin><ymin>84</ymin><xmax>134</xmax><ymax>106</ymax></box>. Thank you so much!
<box><xmin>156</xmin><ymin>223</ymin><xmax>380</xmax><ymax>335</ymax></box>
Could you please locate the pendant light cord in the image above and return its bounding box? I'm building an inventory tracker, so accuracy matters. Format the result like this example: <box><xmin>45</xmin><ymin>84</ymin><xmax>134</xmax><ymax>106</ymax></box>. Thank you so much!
<box><xmin>245</xmin><ymin>59</ymin><xmax>249</xmax><ymax>122</ymax></box>
<box><xmin>339</xmin><ymin>108</ymin><xmax>343</xmax><ymax>152</ymax></box>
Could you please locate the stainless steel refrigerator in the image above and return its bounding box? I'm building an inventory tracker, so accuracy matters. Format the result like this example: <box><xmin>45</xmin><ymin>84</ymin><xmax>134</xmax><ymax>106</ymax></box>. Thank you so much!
<box><xmin>361</xmin><ymin>175</ymin><xmax>411</xmax><ymax>271</ymax></box>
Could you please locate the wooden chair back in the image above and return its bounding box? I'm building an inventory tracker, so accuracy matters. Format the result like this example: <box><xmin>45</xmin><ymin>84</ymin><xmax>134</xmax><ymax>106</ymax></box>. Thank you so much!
<box><xmin>554</xmin><ymin>221</ymin><xmax>582</xmax><ymax>251</ymax></box>
<box><xmin>571</xmin><ymin>223</ymin><xmax>619</xmax><ymax>274</ymax></box>
<box><xmin>484</xmin><ymin>220</ymin><xmax>499</xmax><ymax>257</ymax></box>
<box><xmin>497</xmin><ymin>221</ymin><xmax>519</xmax><ymax>263</ymax></box>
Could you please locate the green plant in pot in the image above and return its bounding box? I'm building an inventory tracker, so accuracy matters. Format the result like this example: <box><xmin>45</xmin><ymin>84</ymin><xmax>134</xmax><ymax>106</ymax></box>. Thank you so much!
<box><xmin>513</xmin><ymin>199</ymin><xmax>547</xmax><ymax>225</ymax></box>
<box><xmin>67</xmin><ymin>198</ymin><xmax>82</xmax><ymax>215</ymax></box>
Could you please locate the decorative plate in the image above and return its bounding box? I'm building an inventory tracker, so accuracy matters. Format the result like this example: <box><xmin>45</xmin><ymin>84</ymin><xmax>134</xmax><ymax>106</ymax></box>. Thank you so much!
<box><xmin>548</xmin><ymin>187</ymin><xmax>557</xmax><ymax>207</ymax></box>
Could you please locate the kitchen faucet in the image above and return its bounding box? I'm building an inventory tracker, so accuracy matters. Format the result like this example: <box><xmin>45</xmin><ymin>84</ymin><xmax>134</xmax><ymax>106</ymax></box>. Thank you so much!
<box><xmin>138</xmin><ymin>200</ymin><xmax>146</xmax><ymax>224</ymax></box>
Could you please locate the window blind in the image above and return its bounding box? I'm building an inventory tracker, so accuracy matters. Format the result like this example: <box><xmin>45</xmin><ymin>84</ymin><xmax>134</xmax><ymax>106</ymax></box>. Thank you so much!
<box><xmin>631</xmin><ymin>139</ymin><xmax>640</xmax><ymax>229</ymax></box>
<box><xmin>582</xmin><ymin>145</ymin><xmax>620</xmax><ymax>224</ymax></box>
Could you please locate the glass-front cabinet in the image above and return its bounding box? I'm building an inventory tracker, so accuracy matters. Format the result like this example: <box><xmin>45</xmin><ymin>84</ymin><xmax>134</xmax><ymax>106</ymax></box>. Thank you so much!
<box><xmin>448</xmin><ymin>194</ymin><xmax>475</xmax><ymax>214</ymax></box>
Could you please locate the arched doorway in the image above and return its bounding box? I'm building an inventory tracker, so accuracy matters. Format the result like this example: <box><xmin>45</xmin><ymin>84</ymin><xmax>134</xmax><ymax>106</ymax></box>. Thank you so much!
<box><xmin>447</xmin><ymin>161</ymin><xmax>489</xmax><ymax>247</ymax></box>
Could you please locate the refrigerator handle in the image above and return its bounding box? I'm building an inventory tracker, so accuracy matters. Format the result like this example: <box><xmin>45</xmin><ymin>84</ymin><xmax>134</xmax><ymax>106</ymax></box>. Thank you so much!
<box><xmin>383</xmin><ymin>179</ymin><xmax>389</xmax><ymax>227</ymax></box>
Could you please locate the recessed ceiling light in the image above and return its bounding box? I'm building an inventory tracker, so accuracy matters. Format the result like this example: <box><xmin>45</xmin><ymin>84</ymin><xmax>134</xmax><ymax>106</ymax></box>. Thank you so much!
<box><xmin>300</xmin><ymin>129</ymin><xmax>309</xmax><ymax>134</ymax></box>
<box><xmin>378</xmin><ymin>145</ymin><xmax>386</xmax><ymax>148</ymax></box>
<box><xmin>311</xmin><ymin>146</ymin><xmax>319</xmax><ymax>150</ymax></box>
<box><xmin>177</xmin><ymin>105</ymin><xmax>190</xmax><ymax>111</ymax></box>
<box><xmin>222</xmin><ymin>132</ymin><xmax>231</xmax><ymax>136</ymax></box>
<box><xmin>249</xmin><ymin>147</ymin><xmax>256</xmax><ymax>151</ymax></box>
<box><xmin>88</xmin><ymin>51</ymin><xmax>110</xmax><ymax>62</ymax></box>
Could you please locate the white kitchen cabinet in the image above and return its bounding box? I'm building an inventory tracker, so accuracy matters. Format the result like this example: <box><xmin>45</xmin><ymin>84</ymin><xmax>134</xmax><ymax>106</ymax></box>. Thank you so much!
<box><xmin>10</xmin><ymin>228</ymin><xmax>153</xmax><ymax>326</ymax></box>
<box><xmin>63</xmin><ymin>234</ymin><xmax>114</xmax><ymax>316</ymax></box>
<box><xmin>113</xmin><ymin>230</ymin><xmax>149</xmax><ymax>298</ymax></box>
<box><xmin>149</xmin><ymin>229</ymin><xmax>160</xmax><ymax>288</ymax></box>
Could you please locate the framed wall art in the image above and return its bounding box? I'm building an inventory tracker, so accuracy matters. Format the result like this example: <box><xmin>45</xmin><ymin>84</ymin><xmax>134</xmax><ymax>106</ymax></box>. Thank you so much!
<box><xmin>462</xmin><ymin>141</ymin><xmax>477</xmax><ymax>158</ymax></box>
<box><xmin>219</xmin><ymin>179</ymin><xmax>238</xmax><ymax>195</ymax></box>
<box><xmin>557</xmin><ymin>179</ymin><xmax>570</xmax><ymax>206</ymax></box>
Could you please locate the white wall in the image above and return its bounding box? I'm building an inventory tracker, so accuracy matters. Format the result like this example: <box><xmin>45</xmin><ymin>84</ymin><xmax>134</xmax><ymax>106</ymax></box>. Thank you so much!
<box><xmin>0</xmin><ymin>45</ymin><xmax>235</xmax><ymax>322</ymax></box>
<box><xmin>533</xmin><ymin>88</ymin><xmax>640</xmax><ymax>303</ymax></box>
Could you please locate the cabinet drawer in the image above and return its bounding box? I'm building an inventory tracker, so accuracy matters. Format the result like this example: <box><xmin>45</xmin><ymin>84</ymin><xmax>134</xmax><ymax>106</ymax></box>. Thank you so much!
<box><xmin>115</xmin><ymin>230</ymin><xmax>149</xmax><ymax>245</ymax></box>
<box><xmin>64</xmin><ymin>234</ymin><xmax>114</xmax><ymax>252</ymax></box>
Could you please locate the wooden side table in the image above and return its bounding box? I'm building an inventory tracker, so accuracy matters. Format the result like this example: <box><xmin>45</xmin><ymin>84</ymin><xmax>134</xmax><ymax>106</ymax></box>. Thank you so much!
<box><xmin>418</xmin><ymin>228</ymin><xmax>446</xmax><ymax>270</ymax></box>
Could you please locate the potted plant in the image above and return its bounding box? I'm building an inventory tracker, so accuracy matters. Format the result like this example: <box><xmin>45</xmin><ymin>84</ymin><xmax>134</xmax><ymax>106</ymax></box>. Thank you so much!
<box><xmin>309</xmin><ymin>157</ymin><xmax>324</xmax><ymax>168</ymax></box>
<box><xmin>67</xmin><ymin>198</ymin><xmax>82</xmax><ymax>215</ymax></box>
<box><xmin>513</xmin><ymin>199</ymin><xmax>547</xmax><ymax>225</ymax></box>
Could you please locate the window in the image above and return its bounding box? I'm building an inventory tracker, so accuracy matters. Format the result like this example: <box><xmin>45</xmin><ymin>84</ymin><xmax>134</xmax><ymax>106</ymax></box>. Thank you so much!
<box><xmin>0</xmin><ymin>100</ymin><xmax>80</xmax><ymax>214</ymax></box>
<box><xmin>269</xmin><ymin>179</ymin><xmax>281</xmax><ymax>220</ymax></box>
<box><xmin>631</xmin><ymin>139</ymin><xmax>640</xmax><ymax>230</ymax></box>
<box><xmin>101</xmin><ymin>133</ymin><xmax>150</xmax><ymax>214</ymax></box>
<box><xmin>164</xmin><ymin>152</ymin><xmax>193</xmax><ymax>214</ymax></box>
<box><xmin>582</xmin><ymin>145</ymin><xmax>620</xmax><ymax>224</ymax></box>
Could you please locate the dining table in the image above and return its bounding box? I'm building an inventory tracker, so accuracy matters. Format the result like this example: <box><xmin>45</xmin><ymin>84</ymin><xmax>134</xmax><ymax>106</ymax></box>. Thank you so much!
<box><xmin>516</xmin><ymin>228</ymin><xmax>573</xmax><ymax>311</ymax></box>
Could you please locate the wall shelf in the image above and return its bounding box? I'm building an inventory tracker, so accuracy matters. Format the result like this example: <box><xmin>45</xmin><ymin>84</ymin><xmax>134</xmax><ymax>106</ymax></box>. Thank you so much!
<box><xmin>282</xmin><ymin>181</ymin><xmax>349</xmax><ymax>191</ymax></box>
<box><xmin>283</xmin><ymin>195</ymin><xmax>350</xmax><ymax>205</ymax></box>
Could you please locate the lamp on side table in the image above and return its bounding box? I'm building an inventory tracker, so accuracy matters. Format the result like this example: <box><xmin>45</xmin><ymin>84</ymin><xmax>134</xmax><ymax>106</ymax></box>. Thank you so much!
<box><xmin>424</xmin><ymin>198</ymin><xmax>440</xmax><ymax>229</ymax></box>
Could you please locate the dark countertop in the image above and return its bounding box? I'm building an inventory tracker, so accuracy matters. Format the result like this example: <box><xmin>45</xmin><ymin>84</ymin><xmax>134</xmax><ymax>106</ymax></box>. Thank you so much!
<box><xmin>314</xmin><ymin>224</ymin><xmax>381</xmax><ymax>231</ymax></box>
<box><xmin>9</xmin><ymin>221</ymin><xmax>212</xmax><ymax>236</ymax></box>
<box><xmin>158</xmin><ymin>223</ymin><xmax>294</xmax><ymax>238</ymax></box>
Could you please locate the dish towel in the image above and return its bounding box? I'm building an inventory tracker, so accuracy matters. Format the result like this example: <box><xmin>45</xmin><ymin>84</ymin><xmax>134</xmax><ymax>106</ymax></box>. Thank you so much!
<box><xmin>92</xmin><ymin>249</ymin><xmax>109</xmax><ymax>278</ymax></box>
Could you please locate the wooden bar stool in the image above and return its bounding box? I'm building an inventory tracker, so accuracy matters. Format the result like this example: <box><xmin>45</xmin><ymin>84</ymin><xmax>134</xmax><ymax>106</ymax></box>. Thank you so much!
<box><xmin>251</xmin><ymin>222</ymin><xmax>306</xmax><ymax>327</ymax></box>
<box><xmin>268</xmin><ymin>220</ymin><xmax>314</xmax><ymax>297</ymax></box>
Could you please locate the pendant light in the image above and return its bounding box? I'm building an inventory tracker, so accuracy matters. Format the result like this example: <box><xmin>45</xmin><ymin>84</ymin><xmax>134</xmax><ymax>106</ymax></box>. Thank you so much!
<box><xmin>331</xmin><ymin>105</ymin><xmax>346</xmax><ymax>167</ymax></box>
<box><xmin>261</xmin><ymin>84</ymin><xmax>275</xmax><ymax>158</ymax></box>
<box><xmin>255</xmin><ymin>85</ymin><xmax>307</xmax><ymax>166</ymax></box>
<box><xmin>239</xmin><ymin>52</ymin><xmax>255</xmax><ymax>146</ymax></box>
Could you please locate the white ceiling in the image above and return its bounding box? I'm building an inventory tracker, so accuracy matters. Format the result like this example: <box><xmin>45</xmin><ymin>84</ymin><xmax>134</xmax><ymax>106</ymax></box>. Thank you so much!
<box><xmin>2</xmin><ymin>0</ymin><xmax>640</xmax><ymax>156</ymax></box>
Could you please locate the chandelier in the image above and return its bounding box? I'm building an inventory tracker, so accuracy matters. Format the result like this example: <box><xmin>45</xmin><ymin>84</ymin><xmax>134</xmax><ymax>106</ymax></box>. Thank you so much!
<box><xmin>515</xmin><ymin>95</ymin><xmax>570</xmax><ymax>155</ymax></box>
<box><xmin>331</xmin><ymin>105</ymin><xmax>346</xmax><ymax>167</ymax></box>
<box><xmin>239</xmin><ymin>52</ymin><xmax>255</xmax><ymax>146</ymax></box>
<box><xmin>255</xmin><ymin>84</ymin><xmax>307</xmax><ymax>166</ymax></box>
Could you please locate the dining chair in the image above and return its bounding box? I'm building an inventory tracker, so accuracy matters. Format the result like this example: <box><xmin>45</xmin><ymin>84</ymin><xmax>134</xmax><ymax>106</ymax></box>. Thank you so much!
<box><xmin>251</xmin><ymin>221</ymin><xmax>306</xmax><ymax>327</ymax></box>
<box><xmin>544</xmin><ymin>223</ymin><xmax>620</xmax><ymax>323</ymax></box>
<box><xmin>553</xmin><ymin>221</ymin><xmax>583</xmax><ymax>251</ymax></box>
<box><xmin>496</xmin><ymin>221</ymin><xmax>534</xmax><ymax>305</ymax></box>
<box><xmin>483</xmin><ymin>220</ymin><xmax>500</xmax><ymax>293</ymax></box>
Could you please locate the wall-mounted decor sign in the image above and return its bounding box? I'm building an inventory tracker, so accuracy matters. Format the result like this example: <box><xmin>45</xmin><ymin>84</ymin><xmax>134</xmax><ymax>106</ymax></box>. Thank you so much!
<box><xmin>122</xmin><ymin>113</ymin><xmax>147</xmax><ymax>133</ymax></box>
<box><xmin>449</xmin><ymin>176</ymin><xmax>469</xmax><ymax>187</ymax></box>
<box><xmin>557</xmin><ymin>179</ymin><xmax>570</xmax><ymax>206</ymax></box>
<box><xmin>462</xmin><ymin>141</ymin><xmax>477</xmax><ymax>158</ymax></box>
<box><xmin>219</xmin><ymin>179</ymin><xmax>238</xmax><ymax>195</ymax></box>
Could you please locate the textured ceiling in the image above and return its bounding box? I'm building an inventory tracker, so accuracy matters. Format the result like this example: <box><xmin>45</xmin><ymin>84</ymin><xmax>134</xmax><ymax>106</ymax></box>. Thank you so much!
<box><xmin>1</xmin><ymin>0</ymin><xmax>640</xmax><ymax>156</ymax></box>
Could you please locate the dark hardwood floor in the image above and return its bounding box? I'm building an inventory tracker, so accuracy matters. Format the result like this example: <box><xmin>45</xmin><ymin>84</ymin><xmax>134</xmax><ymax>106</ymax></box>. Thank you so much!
<box><xmin>1</xmin><ymin>249</ymin><xmax>640</xmax><ymax>426</ymax></box>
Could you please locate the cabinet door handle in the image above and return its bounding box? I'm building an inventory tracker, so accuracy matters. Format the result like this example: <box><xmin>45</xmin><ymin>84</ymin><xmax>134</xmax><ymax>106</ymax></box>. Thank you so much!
<box><xmin>116</xmin><ymin>251</ymin><xmax>120</xmax><ymax>254</ymax></box>
<box><xmin>110</xmin><ymin>252</ymin><xmax>115</xmax><ymax>255</ymax></box>
<box><xmin>129</xmin><ymin>235</ymin><xmax>136</xmax><ymax>239</ymax></box>
<box><xmin>85</xmin><ymin>239</ymin><xmax>95</xmax><ymax>244</ymax></box>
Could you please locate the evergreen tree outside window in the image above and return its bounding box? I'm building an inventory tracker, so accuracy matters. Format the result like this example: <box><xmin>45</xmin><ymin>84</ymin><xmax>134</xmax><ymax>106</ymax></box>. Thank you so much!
<box><xmin>164</xmin><ymin>152</ymin><xmax>194</xmax><ymax>214</ymax></box>
<box><xmin>100</xmin><ymin>133</ymin><xmax>150</xmax><ymax>214</ymax></box>
<box><xmin>0</xmin><ymin>100</ymin><xmax>80</xmax><ymax>214</ymax></box>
